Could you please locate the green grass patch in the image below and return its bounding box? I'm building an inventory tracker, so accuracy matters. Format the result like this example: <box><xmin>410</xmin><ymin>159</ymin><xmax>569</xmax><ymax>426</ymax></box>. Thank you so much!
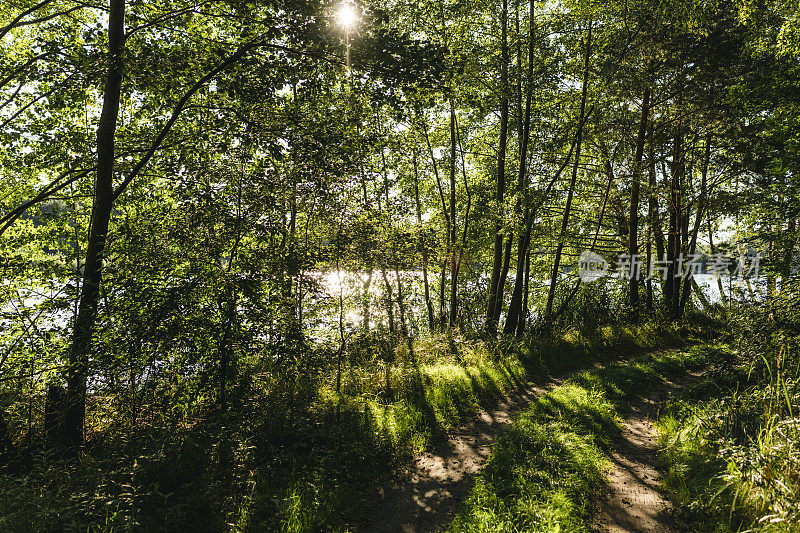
<box><xmin>656</xmin><ymin>343</ymin><xmax>800</xmax><ymax>533</ymax></box>
<box><xmin>0</xmin><ymin>322</ymin><xmax>705</xmax><ymax>532</ymax></box>
<box><xmin>448</xmin><ymin>347</ymin><xmax>706</xmax><ymax>532</ymax></box>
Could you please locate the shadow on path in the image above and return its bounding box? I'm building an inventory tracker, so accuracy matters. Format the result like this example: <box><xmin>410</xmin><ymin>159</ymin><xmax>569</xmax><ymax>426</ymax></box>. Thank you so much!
<box><xmin>591</xmin><ymin>373</ymin><xmax>702</xmax><ymax>533</ymax></box>
<box><xmin>357</xmin><ymin>381</ymin><xmax>553</xmax><ymax>533</ymax></box>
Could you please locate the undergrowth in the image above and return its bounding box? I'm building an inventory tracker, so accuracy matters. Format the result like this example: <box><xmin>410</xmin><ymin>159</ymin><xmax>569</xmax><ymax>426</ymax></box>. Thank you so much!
<box><xmin>657</xmin><ymin>337</ymin><xmax>800</xmax><ymax>531</ymax></box>
<box><xmin>0</xmin><ymin>321</ymin><xmax>701</xmax><ymax>532</ymax></box>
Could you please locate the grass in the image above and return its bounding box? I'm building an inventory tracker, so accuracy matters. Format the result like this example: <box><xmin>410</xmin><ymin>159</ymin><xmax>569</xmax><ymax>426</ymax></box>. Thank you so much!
<box><xmin>655</xmin><ymin>343</ymin><xmax>800</xmax><ymax>533</ymax></box>
<box><xmin>0</xmin><ymin>321</ymin><xmax>705</xmax><ymax>532</ymax></box>
<box><xmin>447</xmin><ymin>346</ymin><xmax>708</xmax><ymax>532</ymax></box>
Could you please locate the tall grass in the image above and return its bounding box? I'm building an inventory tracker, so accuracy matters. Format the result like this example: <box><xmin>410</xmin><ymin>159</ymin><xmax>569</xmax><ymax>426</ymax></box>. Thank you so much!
<box><xmin>0</xmin><ymin>321</ymin><xmax>700</xmax><ymax>532</ymax></box>
<box><xmin>657</xmin><ymin>312</ymin><xmax>800</xmax><ymax>531</ymax></box>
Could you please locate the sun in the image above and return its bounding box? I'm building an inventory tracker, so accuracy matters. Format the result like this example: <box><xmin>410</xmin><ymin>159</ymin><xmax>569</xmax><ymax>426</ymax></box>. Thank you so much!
<box><xmin>337</xmin><ymin>2</ymin><xmax>356</xmax><ymax>28</ymax></box>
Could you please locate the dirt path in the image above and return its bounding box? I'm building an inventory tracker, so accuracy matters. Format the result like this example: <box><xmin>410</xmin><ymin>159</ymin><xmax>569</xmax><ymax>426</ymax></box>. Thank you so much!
<box><xmin>591</xmin><ymin>374</ymin><xmax>699</xmax><ymax>533</ymax></box>
<box><xmin>357</xmin><ymin>380</ymin><xmax>557</xmax><ymax>532</ymax></box>
<box><xmin>355</xmin><ymin>360</ymin><xmax>698</xmax><ymax>533</ymax></box>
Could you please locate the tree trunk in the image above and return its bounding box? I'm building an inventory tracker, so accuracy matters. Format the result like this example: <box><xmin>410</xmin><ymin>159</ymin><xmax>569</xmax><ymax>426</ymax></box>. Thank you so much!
<box><xmin>516</xmin><ymin>246</ymin><xmax>531</xmax><ymax>336</ymax></box>
<box><xmin>707</xmin><ymin>215</ymin><xmax>726</xmax><ymax>304</ymax></box>
<box><xmin>63</xmin><ymin>0</ymin><xmax>125</xmax><ymax>452</ymax></box>
<box><xmin>217</xmin><ymin>292</ymin><xmax>237</xmax><ymax>409</ymax></box>
<box><xmin>0</xmin><ymin>408</ymin><xmax>12</xmax><ymax>464</ymax></box>
<box><xmin>485</xmin><ymin>0</ymin><xmax>510</xmax><ymax>335</ymax></box>
<box><xmin>448</xmin><ymin>102</ymin><xmax>459</xmax><ymax>328</ymax></box>
<box><xmin>670</xmin><ymin>78</ymin><xmax>685</xmax><ymax>319</ymax></box>
<box><xmin>650</xmin><ymin>136</ymin><xmax>666</xmax><ymax>266</ymax></box>
<box><xmin>454</xmin><ymin>113</ymin><xmax>473</xmax><ymax>330</ymax></box>
<box><xmin>362</xmin><ymin>269</ymin><xmax>372</xmax><ymax>332</ymax></box>
<box><xmin>628</xmin><ymin>85</ymin><xmax>650</xmax><ymax>322</ymax></box>
<box><xmin>679</xmin><ymin>134</ymin><xmax>710</xmax><ymax>317</ymax></box>
<box><xmin>381</xmin><ymin>267</ymin><xmax>395</xmax><ymax>333</ymax></box>
<box><xmin>394</xmin><ymin>264</ymin><xmax>408</xmax><ymax>337</ymax></box>
<box><xmin>412</xmin><ymin>150</ymin><xmax>436</xmax><ymax>331</ymax></box>
<box><xmin>504</xmin><ymin>0</ymin><xmax>536</xmax><ymax>335</ymax></box>
<box><xmin>545</xmin><ymin>21</ymin><xmax>592</xmax><ymax>319</ymax></box>
<box><xmin>494</xmin><ymin>233</ymin><xmax>514</xmax><ymax>325</ymax></box>
<box><xmin>422</xmin><ymin>119</ymin><xmax>450</xmax><ymax>328</ymax></box>
<box><xmin>646</xmin><ymin>126</ymin><xmax>659</xmax><ymax>311</ymax></box>
<box><xmin>781</xmin><ymin>216</ymin><xmax>796</xmax><ymax>290</ymax></box>
<box><xmin>665</xmin><ymin>83</ymin><xmax>684</xmax><ymax>319</ymax></box>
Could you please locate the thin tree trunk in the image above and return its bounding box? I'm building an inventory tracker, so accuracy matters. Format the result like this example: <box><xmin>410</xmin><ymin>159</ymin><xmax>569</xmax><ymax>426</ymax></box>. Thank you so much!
<box><xmin>646</xmin><ymin>222</ymin><xmax>653</xmax><ymax>310</ymax></box>
<box><xmin>516</xmin><ymin>246</ymin><xmax>530</xmax><ymax>336</ymax></box>
<box><xmin>381</xmin><ymin>267</ymin><xmax>395</xmax><ymax>334</ymax></box>
<box><xmin>394</xmin><ymin>265</ymin><xmax>408</xmax><ymax>337</ymax></box>
<box><xmin>628</xmin><ymin>85</ymin><xmax>650</xmax><ymax>322</ymax></box>
<box><xmin>668</xmin><ymin>78</ymin><xmax>684</xmax><ymax>319</ymax></box>
<box><xmin>504</xmin><ymin>0</ymin><xmax>535</xmax><ymax>335</ymax></box>
<box><xmin>454</xmin><ymin>113</ymin><xmax>472</xmax><ymax>330</ymax></box>
<box><xmin>362</xmin><ymin>269</ymin><xmax>372</xmax><ymax>332</ymax></box>
<box><xmin>335</xmin><ymin>230</ymin><xmax>346</xmax><ymax>415</ymax></box>
<box><xmin>646</xmin><ymin>126</ymin><xmax>656</xmax><ymax>311</ymax></box>
<box><xmin>64</xmin><ymin>0</ymin><xmax>125</xmax><ymax>452</ymax></box>
<box><xmin>422</xmin><ymin>120</ymin><xmax>450</xmax><ymax>327</ymax></box>
<box><xmin>218</xmin><ymin>292</ymin><xmax>237</xmax><ymax>409</ymax></box>
<box><xmin>691</xmin><ymin>277</ymin><xmax>712</xmax><ymax>310</ymax></box>
<box><xmin>485</xmin><ymin>0</ymin><xmax>510</xmax><ymax>335</ymax></box>
<box><xmin>707</xmin><ymin>214</ymin><xmax>726</xmax><ymax>304</ymax></box>
<box><xmin>412</xmin><ymin>149</ymin><xmax>436</xmax><ymax>331</ymax></box>
<box><xmin>0</xmin><ymin>409</ymin><xmax>13</xmax><ymax>464</ymax></box>
<box><xmin>650</xmin><ymin>137</ymin><xmax>666</xmax><ymax>264</ymax></box>
<box><xmin>679</xmin><ymin>134</ymin><xmax>711</xmax><ymax>317</ymax></box>
<box><xmin>545</xmin><ymin>21</ymin><xmax>592</xmax><ymax>319</ymax></box>
<box><xmin>494</xmin><ymin>233</ymin><xmax>514</xmax><ymax>325</ymax></box>
<box><xmin>448</xmin><ymin>102</ymin><xmax>458</xmax><ymax>328</ymax></box>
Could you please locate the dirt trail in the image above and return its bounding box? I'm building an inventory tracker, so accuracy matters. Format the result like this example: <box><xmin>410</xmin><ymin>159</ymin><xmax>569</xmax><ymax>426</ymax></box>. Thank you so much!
<box><xmin>357</xmin><ymin>380</ymin><xmax>557</xmax><ymax>532</ymax></box>
<box><xmin>591</xmin><ymin>374</ymin><xmax>699</xmax><ymax>533</ymax></box>
<box><xmin>355</xmin><ymin>360</ymin><xmax>698</xmax><ymax>533</ymax></box>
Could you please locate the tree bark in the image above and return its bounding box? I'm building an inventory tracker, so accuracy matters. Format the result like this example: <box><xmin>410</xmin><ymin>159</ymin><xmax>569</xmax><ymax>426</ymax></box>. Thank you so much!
<box><xmin>628</xmin><ymin>85</ymin><xmax>650</xmax><ymax>322</ymax></box>
<box><xmin>504</xmin><ymin>0</ymin><xmax>535</xmax><ymax>335</ymax></box>
<box><xmin>1</xmin><ymin>408</ymin><xmax>14</xmax><ymax>464</ymax></box>
<box><xmin>494</xmin><ymin>233</ymin><xmax>514</xmax><ymax>325</ymax></box>
<box><xmin>448</xmin><ymin>102</ymin><xmax>459</xmax><ymax>328</ymax></box>
<box><xmin>667</xmin><ymin>75</ymin><xmax>684</xmax><ymax>319</ymax></box>
<box><xmin>394</xmin><ymin>264</ymin><xmax>408</xmax><ymax>337</ymax></box>
<box><xmin>707</xmin><ymin>215</ymin><xmax>726</xmax><ymax>305</ymax></box>
<box><xmin>422</xmin><ymin>119</ymin><xmax>450</xmax><ymax>327</ymax></box>
<box><xmin>412</xmin><ymin>149</ymin><xmax>436</xmax><ymax>331</ymax></box>
<box><xmin>679</xmin><ymin>134</ymin><xmax>711</xmax><ymax>317</ymax></box>
<box><xmin>381</xmin><ymin>267</ymin><xmax>395</xmax><ymax>333</ymax></box>
<box><xmin>63</xmin><ymin>0</ymin><xmax>125</xmax><ymax>452</ymax></box>
<box><xmin>646</xmin><ymin>125</ymin><xmax>659</xmax><ymax>311</ymax></box>
<box><xmin>517</xmin><ymin>246</ymin><xmax>531</xmax><ymax>336</ymax></box>
<box><xmin>485</xmin><ymin>0</ymin><xmax>510</xmax><ymax>335</ymax></box>
<box><xmin>454</xmin><ymin>113</ymin><xmax>472</xmax><ymax>330</ymax></box>
<box><xmin>361</xmin><ymin>269</ymin><xmax>372</xmax><ymax>332</ymax></box>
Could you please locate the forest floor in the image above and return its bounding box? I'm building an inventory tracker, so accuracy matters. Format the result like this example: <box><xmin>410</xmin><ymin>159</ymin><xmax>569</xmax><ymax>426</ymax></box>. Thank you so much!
<box><xmin>358</xmin><ymin>378</ymin><xmax>560</xmax><ymax>532</ymax></box>
<box><xmin>354</xmin><ymin>350</ymin><xmax>704</xmax><ymax>533</ymax></box>
<box><xmin>590</xmin><ymin>372</ymin><xmax>701</xmax><ymax>533</ymax></box>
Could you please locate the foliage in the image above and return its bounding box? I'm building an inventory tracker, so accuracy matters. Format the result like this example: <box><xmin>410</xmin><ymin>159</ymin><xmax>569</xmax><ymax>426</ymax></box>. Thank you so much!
<box><xmin>657</xmin><ymin>286</ymin><xmax>800</xmax><ymax>531</ymax></box>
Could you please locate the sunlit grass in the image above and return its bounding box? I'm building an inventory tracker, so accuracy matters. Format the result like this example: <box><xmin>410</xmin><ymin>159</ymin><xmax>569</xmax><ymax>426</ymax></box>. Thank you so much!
<box><xmin>448</xmin><ymin>347</ymin><xmax>705</xmax><ymax>532</ymax></box>
<box><xmin>655</xmin><ymin>343</ymin><xmax>800</xmax><ymax>532</ymax></box>
<box><xmin>0</xmin><ymin>322</ymin><xmax>702</xmax><ymax>532</ymax></box>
